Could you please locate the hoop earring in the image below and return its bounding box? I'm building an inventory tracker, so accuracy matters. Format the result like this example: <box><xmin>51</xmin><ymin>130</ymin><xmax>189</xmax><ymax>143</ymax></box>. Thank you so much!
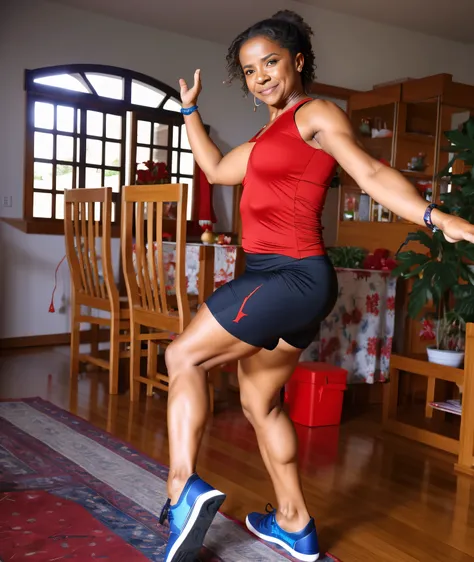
<box><xmin>253</xmin><ymin>96</ymin><xmax>263</xmax><ymax>112</ymax></box>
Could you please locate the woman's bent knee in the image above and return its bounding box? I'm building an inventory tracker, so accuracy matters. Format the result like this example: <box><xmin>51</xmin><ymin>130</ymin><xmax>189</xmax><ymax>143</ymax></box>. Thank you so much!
<box><xmin>241</xmin><ymin>394</ymin><xmax>272</xmax><ymax>428</ymax></box>
<box><xmin>165</xmin><ymin>339</ymin><xmax>206</xmax><ymax>381</ymax></box>
<box><xmin>165</xmin><ymin>339</ymin><xmax>192</xmax><ymax>376</ymax></box>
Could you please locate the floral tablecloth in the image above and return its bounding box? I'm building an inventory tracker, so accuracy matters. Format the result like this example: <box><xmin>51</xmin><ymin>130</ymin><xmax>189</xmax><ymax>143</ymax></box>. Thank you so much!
<box><xmin>300</xmin><ymin>268</ymin><xmax>397</xmax><ymax>384</ymax></box>
<box><xmin>135</xmin><ymin>242</ymin><xmax>238</xmax><ymax>295</ymax></box>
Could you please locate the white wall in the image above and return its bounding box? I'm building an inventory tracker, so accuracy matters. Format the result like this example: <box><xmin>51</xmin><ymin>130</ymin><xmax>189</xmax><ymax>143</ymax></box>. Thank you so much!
<box><xmin>1</xmin><ymin>0</ymin><xmax>473</xmax><ymax>338</ymax></box>
<box><xmin>295</xmin><ymin>2</ymin><xmax>474</xmax><ymax>90</ymax></box>
<box><xmin>0</xmin><ymin>0</ymin><xmax>268</xmax><ymax>339</ymax></box>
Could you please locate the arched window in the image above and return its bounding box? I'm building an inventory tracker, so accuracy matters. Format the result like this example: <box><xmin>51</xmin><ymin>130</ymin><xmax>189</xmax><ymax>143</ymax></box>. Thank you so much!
<box><xmin>23</xmin><ymin>64</ymin><xmax>200</xmax><ymax>232</ymax></box>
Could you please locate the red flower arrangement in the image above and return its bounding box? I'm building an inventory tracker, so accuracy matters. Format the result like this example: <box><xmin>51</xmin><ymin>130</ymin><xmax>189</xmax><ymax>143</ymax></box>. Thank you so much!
<box><xmin>362</xmin><ymin>248</ymin><xmax>397</xmax><ymax>271</ymax></box>
<box><xmin>136</xmin><ymin>160</ymin><xmax>169</xmax><ymax>184</ymax></box>
<box><xmin>420</xmin><ymin>317</ymin><xmax>436</xmax><ymax>341</ymax></box>
<box><xmin>136</xmin><ymin>160</ymin><xmax>176</xmax><ymax>217</ymax></box>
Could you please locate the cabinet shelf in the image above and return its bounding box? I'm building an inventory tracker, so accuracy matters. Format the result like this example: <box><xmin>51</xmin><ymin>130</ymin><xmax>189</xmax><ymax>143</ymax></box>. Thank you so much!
<box><xmin>400</xmin><ymin>170</ymin><xmax>433</xmax><ymax>180</ymax></box>
<box><xmin>338</xmin><ymin>74</ymin><xmax>474</xmax><ymax>253</ymax></box>
<box><xmin>399</xmin><ymin>132</ymin><xmax>436</xmax><ymax>144</ymax></box>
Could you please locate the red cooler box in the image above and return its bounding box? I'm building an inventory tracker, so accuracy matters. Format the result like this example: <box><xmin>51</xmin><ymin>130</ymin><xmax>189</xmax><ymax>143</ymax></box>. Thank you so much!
<box><xmin>285</xmin><ymin>362</ymin><xmax>347</xmax><ymax>427</ymax></box>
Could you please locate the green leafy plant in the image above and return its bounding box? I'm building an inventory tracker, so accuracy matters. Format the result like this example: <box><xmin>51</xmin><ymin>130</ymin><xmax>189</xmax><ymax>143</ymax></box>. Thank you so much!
<box><xmin>392</xmin><ymin>117</ymin><xmax>474</xmax><ymax>350</ymax></box>
<box><xmin>327</xmin><ymin>246</ymin><xmax>367</xmax><ymax>269</ymax></box>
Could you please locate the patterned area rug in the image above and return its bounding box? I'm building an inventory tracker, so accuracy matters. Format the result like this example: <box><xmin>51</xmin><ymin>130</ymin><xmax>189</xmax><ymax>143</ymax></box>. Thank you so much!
<box><xmin>0</xmin><ymin>398</ymin><xmax>340</xmax><ymax>561</ymax></box>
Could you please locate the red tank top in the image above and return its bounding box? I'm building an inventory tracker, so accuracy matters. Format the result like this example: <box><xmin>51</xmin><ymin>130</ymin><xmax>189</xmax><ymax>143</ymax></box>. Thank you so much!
<box><xmin>240</xmin><ymin>98</ymin><xmax>337</xmax><ymax>259</ymax></box>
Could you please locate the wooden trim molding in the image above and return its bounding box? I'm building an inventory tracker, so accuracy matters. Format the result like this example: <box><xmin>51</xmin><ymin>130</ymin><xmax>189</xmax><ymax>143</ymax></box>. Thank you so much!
<box><xmin>1</xmin><ymin>218</ymin><xmax>123</xmax><ymax>237</ymax></box>
<box><xmin>0</xmin><ymin>329</ymin><xmax>110</xmax><ymax>351</ymax></box>
<box><xmin>1</xmin><ymin>218</ymin><xmax>65</xmax><ymax>235</ymax></box>
<box><xmin>309</xmin><ymin>82</ymin><xmax>361</xmax><ymax>101</ymax></box>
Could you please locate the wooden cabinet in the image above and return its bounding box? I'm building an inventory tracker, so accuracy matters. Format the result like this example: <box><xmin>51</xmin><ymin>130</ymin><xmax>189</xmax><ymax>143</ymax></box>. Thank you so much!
<box><xmin>337</xmin><ymin>73</ymin><xmax>474</xmax><ymax>254</ymax></box>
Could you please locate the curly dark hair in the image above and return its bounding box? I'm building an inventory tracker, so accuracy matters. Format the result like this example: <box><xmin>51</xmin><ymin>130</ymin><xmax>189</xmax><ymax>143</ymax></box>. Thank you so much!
<box><xmin>226</xmin><ymin>10</ymin><xmax>316</xmax><ymax>94</ymax></box>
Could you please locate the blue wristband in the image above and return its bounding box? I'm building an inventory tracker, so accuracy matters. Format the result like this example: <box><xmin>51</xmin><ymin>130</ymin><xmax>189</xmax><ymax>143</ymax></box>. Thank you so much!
<box><xmin>423</xmin><ymin>203</ymin><xmax>439</xmax><ymax>232</ymax></box>
<box><xmin>181</xmin><ymin>105</ymin><xmax>198</xmax><ymax>116</ymax></box>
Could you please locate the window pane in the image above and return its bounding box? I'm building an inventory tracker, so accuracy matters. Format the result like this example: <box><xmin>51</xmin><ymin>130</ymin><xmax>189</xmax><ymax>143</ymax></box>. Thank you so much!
<box><xmin>34</xmin><ymin>132</ymin><xmax>53</xmax><ymax>159</ymax></box>
<box><xmin>111</xmin><ymin>201</ymin><xmax>116</xmax><ymax>222</ymax></box>
<box><xmin>33</xmin><ymin>192</ymin><xmax>52</xmax><ymax>218</ymax></box>
<box><xmin>86</xmin><ymin>73</ymin><xmax>123</xmax><ymax>100</ymax></box>
<box><xmin>153</xmin><ymin>123</ymin><xmax>168</xmax><ymax>146</ymax></box>
<box><xmin>55</xmin><ymin>193</ymin><xmax>64</xmax><ymax>219</ymax></box>
<box><xmin>137</xmin><ymin>120</ymin><xmax>151</xmax><ymax>144</ymax></box>
<box><xmin>34</xmin><ymin>162</ymin><xmax>53</xmax><ymax>190</ymax></box>
<box><xmin>104</xmin><ymin>170</ymin><xmax>120</xmax><ymax>192</ymax></box>
<box><xmin>56</xmin><ymin>165</ymin><xmax>73</xmax><ymax>191</ymax></box>
<box><xmin>171</xmin><ymin>175</ymin><xmax>178</xmax><ymax>183</ymax></box>
<box><xmin>94</xmin><ymin>202</ymin><xmax>101</xmax><ymax>222</ymax></box>
<box><xmin>86</xmin><ymin>139</ymin><xmax>103</xmax><ymax>165</ymax></box>
<box><xmin>152</xmin><ymin>148</ymin><xmax>167</xmax><ymax>164</ymax></box>
<box><xmin>87</xmin><ymin>111</ymin><xmax>103</xmax><ymax>136</ymax></box>
<box><xmin>106</xmin><ymin>114</ymin><xmax>122</xmax><ymax>139</ymax></box>
<box><xmin>172</xmin><ymin>126</ymin><xmax>179</xmax><ymax>148</ymax></box>
<box><xmin>131</xmin><ymin>80</ymin><xmax>165</xmax><ymax>107</ymax></box>
<box><xmin>34</xmin><ymin>74</ymin><xmax>89</xmax><ymax>93</ymax></box>
<box><xmin>34</xmin><ymin>102</ymin><xmax>54</xmax><ymax>130</ymax></box>
<box><xmin>85</xmin><ymin>167</ymin><xmax>102</xmax><ymax>188</ymax></box>
<box><xmin>105</xmin><ymin>142</ymin><xmax>121</xmax><ymax>166</ymax></box>
<box><xmin>180</xmin><ymin>152</ymin><xmax>194</xmax><ymax>175</ymax></box>
<box><xmin>57</xmin><ymin>106</ymin><xmax>75</xmax><ymax>133</ymax></box>
<box><xmin>136</xmin><ymin>146</ymin><xmax>150</xmax><ymax>164</ymax></box>
<box><xmin>172</xmin><ymin>151</ymin><xmax>178</xmax><ymax>174</ymax></box>
<box><xmin>57</xmin><ymin>135</ymin><xmax>74</xmax><ymax>162</ymax></box>
<box><xmin>163</xmin><ymin>98</ymin><xmax>181</xmax><ymax>112</ymax></box>
<box><xmin>180</xmin><ymin>124</ymin><xmax>191</xmax><ymax>150</ymax></box>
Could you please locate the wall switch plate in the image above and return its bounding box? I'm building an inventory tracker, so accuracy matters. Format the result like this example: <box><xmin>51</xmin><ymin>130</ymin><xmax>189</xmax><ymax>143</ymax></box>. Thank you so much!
<box><xmin>2</xmin><ymin>196</ymin><xmax>12</xmax><ymax>207</ymax></box>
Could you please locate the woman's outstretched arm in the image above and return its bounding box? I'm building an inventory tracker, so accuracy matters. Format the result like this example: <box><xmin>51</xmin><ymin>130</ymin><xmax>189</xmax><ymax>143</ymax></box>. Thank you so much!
<box><xmin>311</xmin><ymin>100</ymin><xmax>474</xmax><ymax>244</ymax></box>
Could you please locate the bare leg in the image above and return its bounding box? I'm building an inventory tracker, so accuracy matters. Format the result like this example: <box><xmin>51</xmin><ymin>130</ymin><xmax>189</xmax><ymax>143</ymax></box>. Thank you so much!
<box><xmin>238</xmin><ymin>340</ymin><xmax>310</xmax><ymax>532</ymax></box>
<box><xmin>165</xmin><ymin>304</ymin><xmax>259</xmax><ymax>504</ymax></box>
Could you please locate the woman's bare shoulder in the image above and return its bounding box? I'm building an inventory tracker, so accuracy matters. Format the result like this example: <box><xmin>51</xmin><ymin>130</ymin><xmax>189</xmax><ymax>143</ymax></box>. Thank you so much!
<box><xmin>301</xmin><ymin>98</ymin><xmax>346</xmax><ymax>119</ymax></box>
<box><xmin>300</xmin><ymin>98</ymin><xmax>352</xmax><ymax>134</ymax></box>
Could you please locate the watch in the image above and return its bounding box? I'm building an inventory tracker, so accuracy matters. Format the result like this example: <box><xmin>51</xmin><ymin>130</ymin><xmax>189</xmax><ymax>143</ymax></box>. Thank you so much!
<box><xmin>423</xmin><ymin>203</ymin><xmax>439</xmax><ymax>232</ymax></box>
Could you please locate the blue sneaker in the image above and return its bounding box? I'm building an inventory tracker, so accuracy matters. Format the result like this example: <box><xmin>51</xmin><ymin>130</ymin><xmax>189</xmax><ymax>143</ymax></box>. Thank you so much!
<box><xmin>160</xmin><ymin>473</ymin><xmax>226</xmax><ymax>562</ymax></box>
<box><xmin>246</xmin><ymin>504</ymin><xmax>320</xmax><ymax>561</ymax></box>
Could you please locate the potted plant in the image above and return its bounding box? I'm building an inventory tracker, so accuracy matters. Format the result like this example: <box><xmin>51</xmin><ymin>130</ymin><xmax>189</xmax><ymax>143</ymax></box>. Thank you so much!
<box><xmin>326</xmin><ymin>246</ymin><xmax>367</xmax><ymax>269</ymax></box>
<box><xmin>392</xmin><ymin>117</ymin><xmax>474</xmax><ymax>366</ymax></box>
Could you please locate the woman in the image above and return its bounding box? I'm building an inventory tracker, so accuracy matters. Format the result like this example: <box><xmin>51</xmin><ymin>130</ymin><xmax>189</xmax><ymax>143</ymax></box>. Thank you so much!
<box><xmin>161</xmin><ymin>10</ymin><xmax>474</xmax><ymax>562</ymax></box>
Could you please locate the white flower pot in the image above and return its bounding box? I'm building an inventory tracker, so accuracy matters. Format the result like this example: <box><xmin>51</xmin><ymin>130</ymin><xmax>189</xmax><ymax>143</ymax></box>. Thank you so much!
<box><xmin>427</xmin><ymin>345</ymin><xmax>465</xmax><ymax>368</ymax></box>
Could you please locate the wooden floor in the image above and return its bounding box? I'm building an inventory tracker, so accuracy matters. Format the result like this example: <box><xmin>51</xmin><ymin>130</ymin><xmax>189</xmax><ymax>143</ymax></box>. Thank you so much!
<box><xmin>1</xmin><ymin>346</ymin><xmax>474</xmax><ymax>562</ymax></box>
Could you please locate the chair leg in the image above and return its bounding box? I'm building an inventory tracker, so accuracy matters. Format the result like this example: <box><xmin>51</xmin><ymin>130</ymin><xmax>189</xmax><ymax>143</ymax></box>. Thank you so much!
<box><xmin>130</xmin><ymin>323</ymin><xmax>141</xmax><ymax>402</ymax></box>
<box><xmin>147</xmin><ymin>341</ymin><xmax>158</xmax><ymax>397</ymax></box>
<box><xmin>70</xmin><ymin>299</ymin><xmax>80</xmax><ymax>380</ymax></box>
<box><xmin>91</xmin><ymin>323</ymin><xmax>100</xmax><ymax>357</ymax></box>
<box><xmin>426</xmin><ymin>378</ymin><xmax>436</xmax><ymax>418</ymax></box>
<box><xmin>109</xmin><ymin>317</ymin><xmax>120</xmax><ymax>395</ymax></box>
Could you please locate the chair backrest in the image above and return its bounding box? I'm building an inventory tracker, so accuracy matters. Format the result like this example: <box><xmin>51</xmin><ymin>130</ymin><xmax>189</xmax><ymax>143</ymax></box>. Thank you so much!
<box><xmin>121</xmin><ymin>183</ymin><xmax>190</xmax><ymax>332</ymax></box>
<box><xmin>64</xmin><ymin>187</ymin><xmax>118</xmax><ymax>308</ymax></box>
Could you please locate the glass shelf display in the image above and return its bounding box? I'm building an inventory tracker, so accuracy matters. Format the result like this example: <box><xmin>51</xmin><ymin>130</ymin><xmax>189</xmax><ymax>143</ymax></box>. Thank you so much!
<box><xmin>339</xmin><ymin>80</ymin><xmax>474</xmax><ymax>225</ymax></box>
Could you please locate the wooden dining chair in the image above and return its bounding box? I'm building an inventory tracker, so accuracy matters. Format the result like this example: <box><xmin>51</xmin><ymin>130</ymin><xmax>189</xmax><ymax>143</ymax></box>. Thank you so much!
<box><xmin>121</xmin><ymin>183</ymin><xmax>215</xmax><ymax>410</ymax></box>
<box><xmin>64</xmin><ymin>187</ymin><xmax>131</xmax><ymax>394</ymax></box>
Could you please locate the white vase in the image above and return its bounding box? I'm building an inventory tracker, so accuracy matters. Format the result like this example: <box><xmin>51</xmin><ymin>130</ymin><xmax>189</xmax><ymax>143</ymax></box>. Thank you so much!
<box><xmin>426</xmin><ymin>345</ymin><xmax>465</xmax><ymax>368</ymax></box>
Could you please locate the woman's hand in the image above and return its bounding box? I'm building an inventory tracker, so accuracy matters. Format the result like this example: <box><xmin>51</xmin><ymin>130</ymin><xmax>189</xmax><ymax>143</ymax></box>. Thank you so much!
<box><xmin>437</xmin><ymin>214</ymin><xmax>474</xmax><ymax>244</ymax></box>
<box><xmin>179</xmin><ymin>69</ymin><xmax>202</xmax><ymax>108</ymax></box>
